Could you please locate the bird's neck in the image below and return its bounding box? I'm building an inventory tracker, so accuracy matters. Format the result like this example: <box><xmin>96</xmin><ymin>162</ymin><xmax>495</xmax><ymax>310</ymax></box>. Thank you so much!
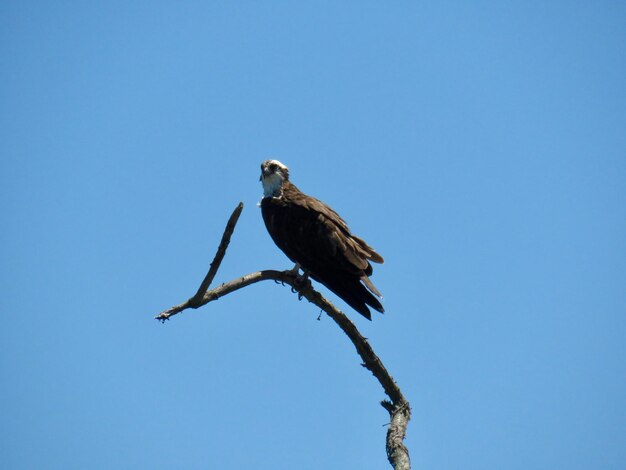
<box><xmin>262</xmin><ymin>174</ymin><xmax>286</xmax><ymax>197</ymax></box>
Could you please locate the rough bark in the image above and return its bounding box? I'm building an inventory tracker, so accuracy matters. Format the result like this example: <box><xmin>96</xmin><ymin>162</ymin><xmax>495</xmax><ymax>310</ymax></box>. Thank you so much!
<box><xmin>155</xmin><ymin>203</ymin><xmax>411</xmax><ymax>469</ymax></box>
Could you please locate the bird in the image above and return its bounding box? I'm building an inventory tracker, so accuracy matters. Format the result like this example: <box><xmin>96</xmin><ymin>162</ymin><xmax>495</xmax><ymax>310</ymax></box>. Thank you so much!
<box><xmin>259</xmin><ymin>159</ymin><xmax>384</xmax><ymax>320</ymax></box>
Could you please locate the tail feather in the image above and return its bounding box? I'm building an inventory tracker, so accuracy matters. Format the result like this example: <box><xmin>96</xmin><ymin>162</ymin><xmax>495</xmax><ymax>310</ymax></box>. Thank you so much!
<box><xmin>313</xmin><ymin>272</ymin><xmax>384</xmax><ymax>321</ymax></box>
<box><xmin>360</xmin><ymin>274</ymin><xmax>382</xmax><ymax>297</ymax></box>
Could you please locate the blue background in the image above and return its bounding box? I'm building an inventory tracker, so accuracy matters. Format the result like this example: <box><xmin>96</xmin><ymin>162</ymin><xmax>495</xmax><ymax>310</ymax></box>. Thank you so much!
<box><xmin>2</xmin><ymin>2</ymin><xmax>625</xmax><ymax>469</ymax></box>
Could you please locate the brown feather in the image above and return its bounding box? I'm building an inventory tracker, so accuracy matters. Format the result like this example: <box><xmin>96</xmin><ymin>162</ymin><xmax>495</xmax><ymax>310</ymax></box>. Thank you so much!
<box><xmin>261</xmin><ymin>180</ymin><xmax>384</xmax><ymax>319</ymax></box>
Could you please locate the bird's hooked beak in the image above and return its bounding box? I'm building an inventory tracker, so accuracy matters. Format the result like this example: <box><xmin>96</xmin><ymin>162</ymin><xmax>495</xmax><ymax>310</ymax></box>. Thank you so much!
<box><xmin>259</xmin><ymin>165</ymin><xmax>271</xmax><ymax>181</ymax></box>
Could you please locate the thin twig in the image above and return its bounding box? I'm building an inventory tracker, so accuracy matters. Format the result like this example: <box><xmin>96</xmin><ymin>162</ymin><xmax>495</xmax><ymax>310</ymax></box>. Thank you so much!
<box><xmin>155</xmin><ymin>203</ymin><xmax>411</xmax><ymax>469</ymax></box>
<box><xmin>190</xmin><ymin>202</ymin><xmax>244</xmax><ymax>306</ymax></box>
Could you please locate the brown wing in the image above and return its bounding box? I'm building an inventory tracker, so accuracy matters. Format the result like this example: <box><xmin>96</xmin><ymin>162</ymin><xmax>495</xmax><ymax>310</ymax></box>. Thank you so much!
<box><xmin>261</xmin><ymin>182</ymin><xmax>384</xmax><ymax>319</ymax></box>
<box><xmin>300</xmin><ymin>194</ymin><xmax>384</xmax><ymax>266</ymax></box>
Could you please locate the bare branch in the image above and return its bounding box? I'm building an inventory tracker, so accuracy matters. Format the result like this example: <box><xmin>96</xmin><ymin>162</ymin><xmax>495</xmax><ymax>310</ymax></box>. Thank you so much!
<box><xmin>155</xmin><ymin>203</ymin><xmax>411</xmax><ymax>469</ymax></box>
<box><xmin>190</xmin><ymin>202</ymin><xmax>244</xmax><ymax>305</ymax></box>
<box><xmin>155</xmin><ymin>270</ymin><xmax>285</xmax><ymax>321</ymax></box>
<box><xmin>382</xmin><ymin>400</ymin><xmax>412</xmax><ymax>469</ymax></box>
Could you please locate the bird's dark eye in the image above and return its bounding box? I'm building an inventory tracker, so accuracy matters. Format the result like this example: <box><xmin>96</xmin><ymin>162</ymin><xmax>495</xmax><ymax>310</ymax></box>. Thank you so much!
<box><xmin>270</xmin><ymin>164</ymin><xmax>278</xmax><ymax>171</ymax></box>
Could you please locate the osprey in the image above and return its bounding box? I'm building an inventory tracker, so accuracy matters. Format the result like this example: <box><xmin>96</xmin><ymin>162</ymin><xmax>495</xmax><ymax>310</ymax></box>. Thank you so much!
<box><xmin>259</xmin><ymin>159</ymin><xmax>384</xmax><ymax>320</ymax></box>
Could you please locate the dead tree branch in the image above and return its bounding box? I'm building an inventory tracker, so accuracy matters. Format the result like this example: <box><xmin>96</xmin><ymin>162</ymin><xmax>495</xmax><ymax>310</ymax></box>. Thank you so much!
<box><xmin>155</xmin><ymin>203</ymin><xmax>411</xmax><ymax>469</ymax></box>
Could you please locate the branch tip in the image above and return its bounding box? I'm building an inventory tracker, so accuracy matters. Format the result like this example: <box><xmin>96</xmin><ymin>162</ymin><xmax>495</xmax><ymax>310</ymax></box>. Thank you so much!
<box><xmin>190</xmin><ymin>202</ymin><xmax>244</xmax><ymax>304</ymax></box>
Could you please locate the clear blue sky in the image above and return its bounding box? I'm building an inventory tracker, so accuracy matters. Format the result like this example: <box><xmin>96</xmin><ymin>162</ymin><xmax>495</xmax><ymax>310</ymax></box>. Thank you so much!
<box><xmin>2</xmin><ymin>2</ymin><xmax>625</xmax><ymax>469</ymax></box>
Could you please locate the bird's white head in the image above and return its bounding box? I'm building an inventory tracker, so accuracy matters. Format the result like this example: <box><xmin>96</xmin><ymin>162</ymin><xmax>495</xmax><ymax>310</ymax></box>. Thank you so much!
<box><xmin>260</xmin><ymin>159</ymin><xmax>290</xmax><ymax>197</ymax></box>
